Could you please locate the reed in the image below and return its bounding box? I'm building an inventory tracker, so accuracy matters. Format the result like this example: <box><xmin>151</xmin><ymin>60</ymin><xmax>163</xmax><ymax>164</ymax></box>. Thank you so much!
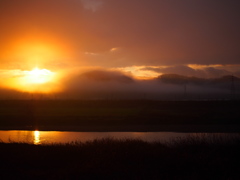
<box><xmin>0</xmin><ymin>134</ymin><xmax>240</xmax><ymax>179</ymax></box>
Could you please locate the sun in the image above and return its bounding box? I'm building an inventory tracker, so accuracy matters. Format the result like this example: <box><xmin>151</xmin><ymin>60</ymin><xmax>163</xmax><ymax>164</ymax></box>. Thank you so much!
<box><xmin>24</xmin><ymin>67</ymin><xmax>55</xmax><ymax>84</ymax></box>
<box><xmin>5</xmin><ymin>67</ymin><xmax>60</xmax><ymax>93</ymax></box>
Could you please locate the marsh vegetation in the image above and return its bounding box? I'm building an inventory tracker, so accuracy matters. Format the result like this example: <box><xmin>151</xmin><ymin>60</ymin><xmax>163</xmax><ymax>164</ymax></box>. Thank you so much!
<box><xmin>1</xmin><ymin>134</ymin><xmax>240</xmax><ymax>179</ymax></box>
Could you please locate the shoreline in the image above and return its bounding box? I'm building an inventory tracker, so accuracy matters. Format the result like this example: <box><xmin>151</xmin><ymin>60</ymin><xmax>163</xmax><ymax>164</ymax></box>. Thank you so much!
<box><xmin>1</xmin><ymin>100</ymin><xmax>240</xmax><ymax>133</ymax></box>
<box><xmin>1</xmin><ymin>124</ymin><xmax>240</xmax><ymax>132</ymax></box>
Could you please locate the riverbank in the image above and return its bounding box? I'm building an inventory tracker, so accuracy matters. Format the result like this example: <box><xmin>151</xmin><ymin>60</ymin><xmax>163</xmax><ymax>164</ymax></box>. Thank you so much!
<box><xmin>1</xmin><ymin>135</ymin><xmax>240</xmax><ymax>179</ymax></box>
<box><xmin>1</xmin><ymin>124</ymin><xmax>240</xmax><ymax>132</ymax></box>
<box><xmin>0</xmin><ymin>100</ymin><xmax>240</xmax><ymax>132</ymax></box>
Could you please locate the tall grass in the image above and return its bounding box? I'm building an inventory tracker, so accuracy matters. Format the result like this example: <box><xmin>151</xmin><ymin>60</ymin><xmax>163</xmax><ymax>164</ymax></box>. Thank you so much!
<box><xmin>0</xmin><ymin>134</ymin><xmax>240</xmax><ymax>179</ymax></box>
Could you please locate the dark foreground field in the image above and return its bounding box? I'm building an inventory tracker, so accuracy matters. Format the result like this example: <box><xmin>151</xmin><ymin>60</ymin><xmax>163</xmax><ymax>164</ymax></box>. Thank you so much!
<box><xmin>1</xmin><ymin>135</ymin><xmax>240</xmax><ymax>179</ymax></box>
<box><xmin>0</xmin><ymin>100</ymin><xmax>240</xmax><ymax>132</ymax></box>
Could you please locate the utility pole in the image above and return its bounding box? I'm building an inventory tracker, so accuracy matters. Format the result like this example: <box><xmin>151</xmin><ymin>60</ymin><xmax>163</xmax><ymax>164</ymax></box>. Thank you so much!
<box><xmin>231</xmin><ymin>75</ymin><xmax>235</xmax><ymax>100</ymax></box>
<box><xmin>183</xmin><ymin>83</ymin><xmax>187</xmax><ymax>100</ymax></box>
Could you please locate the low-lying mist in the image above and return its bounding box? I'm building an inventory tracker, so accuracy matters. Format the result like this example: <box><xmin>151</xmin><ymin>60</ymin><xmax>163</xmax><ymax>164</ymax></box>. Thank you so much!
<box><xmin>0</xmin><ymin>69</ymin><xmax>239</xmax><ymax>100</ymax></box>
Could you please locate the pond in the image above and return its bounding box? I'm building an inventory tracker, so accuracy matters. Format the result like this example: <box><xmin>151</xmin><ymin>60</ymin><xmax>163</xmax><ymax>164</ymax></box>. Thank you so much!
<box><xmin>0</xmin><ymin>130</ymin><xmax>236</xmax><ymax>145</ymax></box>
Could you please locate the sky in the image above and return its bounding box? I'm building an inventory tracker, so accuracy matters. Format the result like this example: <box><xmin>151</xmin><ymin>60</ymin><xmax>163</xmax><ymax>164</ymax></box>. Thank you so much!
<box><xmin>0</xmin><ymin>0</ymin><xmax>240</xmax><ymax>96</ymax></box>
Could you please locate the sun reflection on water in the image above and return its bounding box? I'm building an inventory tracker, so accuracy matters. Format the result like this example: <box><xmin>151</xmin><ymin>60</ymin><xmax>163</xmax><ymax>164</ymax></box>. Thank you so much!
<box><xmin>34</xmin><ymin>130</ymin><xmax>40</xmax><ymax>145</ymax></box>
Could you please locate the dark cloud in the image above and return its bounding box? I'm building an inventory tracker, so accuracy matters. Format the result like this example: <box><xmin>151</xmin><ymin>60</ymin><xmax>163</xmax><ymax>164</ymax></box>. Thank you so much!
<box><xmin>204</xmin><ymin>67</ymin><xmax>230</xmax><ymax>78</ymax></box>
<box><xmin>141</xmin><ymin>66</ymin><xmax>199</xmax><ymax>76</ymax></box>
<box><xmin>141</xmin><ymin>65</ymin><xmax>233</xmax><ymax>78</ymax></box>
<box><xmin>159</xmin><ymin>74</ymin><xmax>206</xmax><ymax>85</ymax></box>
<box><xmin>158</xmin><ymin>73</ymin><xmax>240</xmax><ymax>91</ymax></box>
<box><xmin>80</xmin><ymin>70</ymin><xmax>134</xmax><ymax>83</ymax></box>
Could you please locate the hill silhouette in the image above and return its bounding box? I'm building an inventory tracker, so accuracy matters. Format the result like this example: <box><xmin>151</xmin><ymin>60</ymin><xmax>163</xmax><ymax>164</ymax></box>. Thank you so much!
<box><xmin>80</xmin><ymin>70</ymin><xmax>134</xmax><ymax>83</ymax></box>
<box><xmin>158</xmin><ymin>74</ymin><xmax>240</xmax><ymax>87</ymax></box>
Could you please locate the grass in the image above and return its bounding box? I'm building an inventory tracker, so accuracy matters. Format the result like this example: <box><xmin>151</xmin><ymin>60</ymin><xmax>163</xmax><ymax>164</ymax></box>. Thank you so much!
<box><xmin>0</xmin><ymin>100</ymin><xmax>240</xmax><ymax>178</ymax></box>
<box><xmin>0</xmin><ymin>100</ymin><xmax>240</xmax><ymax>131</ymax></box>
<box><xmin>0</xmin><ymin>134</ymin><xmax>240</xmax><ymax>179</ymax></box>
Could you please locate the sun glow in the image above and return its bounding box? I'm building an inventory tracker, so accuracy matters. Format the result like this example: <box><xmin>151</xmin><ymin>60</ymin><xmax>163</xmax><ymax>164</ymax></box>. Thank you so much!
<box><xmin>23</xmin><ymin>67</ymin><xmax>55</xmax><ymax>84</ymax></box>
<box><xmin>0</xmin><ymin>67</ymin><xmax>62</xmax><ymax>93</ymax></box>
<box><xmin>112</xmin><ymin>66</ymin><xmax>162</xmax><ymax>80</ymax></box>
<box><xmin>15</xmin><ymin>67</ymin><xmax>60</xmax><ymax>93</ymax></box>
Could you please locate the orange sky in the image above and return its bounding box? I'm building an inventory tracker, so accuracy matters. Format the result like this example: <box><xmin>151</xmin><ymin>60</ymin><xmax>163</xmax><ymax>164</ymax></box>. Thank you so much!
<box><xmin>0</xmin><ymin>0</ymin><xmax>240</xmax><ymax>93</ymax></box>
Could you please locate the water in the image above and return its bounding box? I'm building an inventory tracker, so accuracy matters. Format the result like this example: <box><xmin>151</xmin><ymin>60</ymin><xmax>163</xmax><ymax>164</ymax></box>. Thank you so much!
<box><xmin>0</xmin><ymin>130</ymin><xmax>237</xmax><ymax>145</ymax></box>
